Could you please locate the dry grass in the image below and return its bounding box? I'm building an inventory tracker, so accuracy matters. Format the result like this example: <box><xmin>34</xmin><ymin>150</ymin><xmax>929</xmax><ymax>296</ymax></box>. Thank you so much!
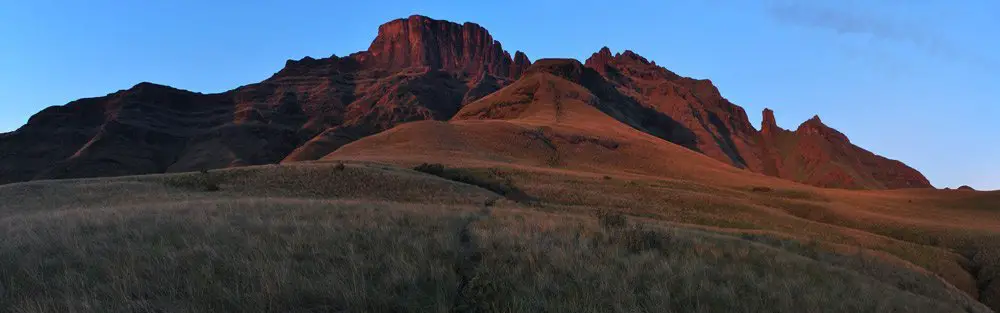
<box><xmin>313</xmin><ymin>68</ymin><xmax>1000</xmax><ymax>310</ymax></box>
<box><xmin>412</xmin><ymin>163</ymin><xmax>534</xmax><ymax>203</ymax></box>
<box><xmin>498</xmin><ymin>170</ymin><xmax>987</xmax><ymax>280</ymax></box>
<box><xmin>460</xmin><ymin>208</ymin><xmax>991</xmax><ymax>312</ymax></box>
<box><xmin>0</xmin><ymin>199</ymin><xmax>475</xmax><ymax>312</ymax></box>
<box><xmin>0</xmin><ymin>162</ymin><xmax>997</xmax><ymax>312</ymax></box>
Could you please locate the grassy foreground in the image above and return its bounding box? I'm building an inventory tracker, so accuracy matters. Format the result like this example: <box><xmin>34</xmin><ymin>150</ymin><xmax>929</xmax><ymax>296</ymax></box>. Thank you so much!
<box><xmin>0</xmin><ymin>163</ymin><xmax>995</xmax><ymax>312</ymax></box>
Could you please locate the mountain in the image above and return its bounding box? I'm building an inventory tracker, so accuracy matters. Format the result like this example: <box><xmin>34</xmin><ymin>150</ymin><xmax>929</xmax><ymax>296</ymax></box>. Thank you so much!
<box><xmin>756</xmin><ymin>110</ymin><xmax>931</xmax><ymax>189</ymax></box>
<box><xmin>0</xmin><ymin>15</ymin><xmax>530</xmax><ymax>184</ymax></box>
<box><xmin>0</xmin><ymin>15</ymin><xmax>930</xmax><ymax>190</ymax></box>
<box><xmin>326</xmin><ymin>58</ymin><xmax>771</xmax><ymax>188</ymax></box>
<box><xmin>581</xmin><ymin>48</ymin><xmax>930</xmax><ymax>189</ymax></box>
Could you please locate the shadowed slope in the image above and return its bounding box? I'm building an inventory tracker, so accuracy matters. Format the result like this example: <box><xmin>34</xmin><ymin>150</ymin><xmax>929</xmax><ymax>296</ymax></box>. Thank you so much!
<box><xmin>585</xmin><ymin>48</ymin><xmax>756</xmax><ymax>169</ymax></box>
<box><xmin>456</xmin><ymin>59</ymin><xmax>699</xmax><ymax>149</ymax></box>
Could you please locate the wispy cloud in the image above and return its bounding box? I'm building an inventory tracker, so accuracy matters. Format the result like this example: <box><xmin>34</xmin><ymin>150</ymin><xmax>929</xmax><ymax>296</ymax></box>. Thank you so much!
<box><xmin>765</xmin><ymin>0</ymin><xmax>994</xmax><ymax>69</ymax></box>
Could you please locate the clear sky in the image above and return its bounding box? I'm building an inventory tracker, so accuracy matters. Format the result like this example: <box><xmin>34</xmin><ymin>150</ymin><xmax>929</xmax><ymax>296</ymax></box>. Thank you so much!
<box><xmin>2</xmin><ymin>0</ymin><xmax>997</xmax><ymax>190</ymax></box>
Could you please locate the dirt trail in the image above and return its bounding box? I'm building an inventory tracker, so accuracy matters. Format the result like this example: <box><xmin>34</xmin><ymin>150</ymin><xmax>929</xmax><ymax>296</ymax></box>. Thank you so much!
<box><xmin>450</xmin><ymin>201</ymin><xmax>494</xmax><ymax>313</ymax></box>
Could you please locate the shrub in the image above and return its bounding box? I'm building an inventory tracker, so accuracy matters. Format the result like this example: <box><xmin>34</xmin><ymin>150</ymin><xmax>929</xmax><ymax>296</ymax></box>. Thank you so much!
<box><xmin>596</xmin><ymin>209</ymin><xmax>627</xmax><ymax>229</ymax></box>
<box><xmin>164</xmin><ymin>171</ymin><xmax>221</xmax><ymax>192</ymax></box>
<box><xmin>594</xmin><ymin>217</ymin><xmax>672</xmax><ymax>254</ymax></box>
<box><xmin>619</xmin><ymin>226</ymin><xmax>669</xmax><ymax>253</ymax></box>
<box><xmin>199</xmin><ymin>171</ymin><xmax>221</xmax><ymax>192</ymax></box>
<box><xmin>484</xmin><ymin>197</ymin><xmax>498</xmax><ymax>207</ymax></box>
<box><xmin>751</xmin><ymin>186</ymin><xmax>773</xmax><ymax>193</ymax></box>
<box><xmin>413</xmin><ymin>163</ymin><xmax>445</xmax><ymax>176</ymax></box>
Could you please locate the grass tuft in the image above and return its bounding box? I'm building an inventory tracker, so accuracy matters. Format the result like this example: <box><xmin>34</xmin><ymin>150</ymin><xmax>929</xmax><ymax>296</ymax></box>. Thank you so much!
<box><xmin>595</xmin><ymin>209</ymin><xmax>628</xmax><ymax>229</ymax></box>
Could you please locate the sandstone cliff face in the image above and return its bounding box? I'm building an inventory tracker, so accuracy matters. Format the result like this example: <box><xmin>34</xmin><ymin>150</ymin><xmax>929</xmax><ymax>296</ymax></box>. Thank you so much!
<box><xmin>363</xmin><ymin>15</ymin><xmax>527</xmax><ymax>78</ymax></box>
<box><xmin>583</xmin><ymin>47</ymin><xmax>930</xmax><ymax>189</ymax></box>
<box><xmin>0</xmin><ymin>16</ymin><xmax>930</xmax><ymax>190</ymax></box>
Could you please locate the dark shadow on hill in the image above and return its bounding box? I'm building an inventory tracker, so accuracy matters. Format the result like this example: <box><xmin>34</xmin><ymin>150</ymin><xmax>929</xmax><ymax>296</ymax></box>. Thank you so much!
<box><xmin>579</xmin><ymin>66</ymin><xmax>701</xmax><ymax>152</ymax></box>
<box><xmin>698</xmin><ymin>106</ymin><xmax>748</xmax><ymax>168</ymax></box>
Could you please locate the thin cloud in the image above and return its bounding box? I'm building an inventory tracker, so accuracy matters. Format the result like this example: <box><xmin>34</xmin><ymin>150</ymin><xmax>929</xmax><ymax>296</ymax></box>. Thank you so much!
<box><xmin>766</xmin><ymin>1</ymin><xmax>994</xmax><ymax>69</ymax></box>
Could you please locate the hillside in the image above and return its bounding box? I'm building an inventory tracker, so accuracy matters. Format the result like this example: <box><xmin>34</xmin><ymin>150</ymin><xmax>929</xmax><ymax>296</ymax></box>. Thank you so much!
<box><xmin>310</xmin><ymin>57</ymin><xmax>1000</xmax><ymax>310</ymax></box>
<box><xmin>0</xmin><ymin>15</ymin><xmax>930</xmax><ymax>190</ymax></box>
<box><xmin>0</xmin><ymin>161</ymin><xmax>995</xmax><ymax>312</ymax></box>
<box><xmin>327</xmin><ymin>59</ymin><xmax>771</xmax><ymax>187</ymax></box>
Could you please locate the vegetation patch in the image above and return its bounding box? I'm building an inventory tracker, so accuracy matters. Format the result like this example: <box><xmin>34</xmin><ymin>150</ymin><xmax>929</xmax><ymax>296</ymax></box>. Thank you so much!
<box><xmin>737</xmin><ymin>232</ymin><xmax>989</xmax><ymax>313</ymax></box>
<box><xmin>0</xmin><ymin>200</ymin><xmax>474</xmax><ymax>313</ymax></box>
<box><xmin>751</xmin><ymin>186</ymin><xmax>773</xmax><ymax>193</ymax></box>
<box><xmin>750</xmin><ymin>186</ymin><xmax>826</xmax><ymax>201</ymax></box>
<box><xmin>413</xmin><ymin>163</ymin><xmax>535</xmax><ymax>203</ymax></box>
<box><xmin>163</xmin><ymin>170</ymin><xmax>222</xmax><ymax>192</ymax></box>
<box><xmin>959</xmin><ymin>238</ymin><xmax>1000</xmax><ymax>310</ymax></box>
<box><xmin>595</xmin><ymin>209</ymin><xmax>627</xmax><ymax>229</ymax></box>
<box><xmin>452</xmin><ymin>211</ymin><xmax>992</xmax><ymax>313</ymax></box>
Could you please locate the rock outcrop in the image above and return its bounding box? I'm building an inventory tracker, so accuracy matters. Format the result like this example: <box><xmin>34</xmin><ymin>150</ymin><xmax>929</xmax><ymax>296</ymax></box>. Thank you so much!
<box><xmin>756</xmin><ymin>109</ymin><xmax>931</xmax><ymax>189</ymax></box>
<box><xmin>362</xmin><ymin>15</ymin><xmax>527</xmax><ymax>78</ymax></box>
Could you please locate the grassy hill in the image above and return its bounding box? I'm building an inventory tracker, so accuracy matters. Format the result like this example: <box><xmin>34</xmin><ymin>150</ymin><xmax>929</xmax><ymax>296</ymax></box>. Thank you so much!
<box><xmin>3</xmin><ymin>60</ymin><xmax>997</xmax><ymax>312</ymax></box>
<box><xmin>0</xmin><ymin>162</ymin><xmax>997</xmax><ymax>312</ymax></box>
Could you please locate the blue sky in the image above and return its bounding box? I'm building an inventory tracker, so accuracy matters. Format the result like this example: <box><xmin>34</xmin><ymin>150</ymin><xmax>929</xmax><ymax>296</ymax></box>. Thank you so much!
<box><xmin>2</xmin><ymin>0</ymin><xmax>997</xmax><ymax>189</ymax></box>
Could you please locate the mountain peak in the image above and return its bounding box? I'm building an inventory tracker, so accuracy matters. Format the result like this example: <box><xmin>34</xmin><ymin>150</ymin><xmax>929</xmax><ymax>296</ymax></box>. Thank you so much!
<box><xmin>796</xmin><ymin>114</ymin><xmax>849</xmax><ymax>143</ymax></box>
<box><xmin>584</xmin><ymin>47</ymin><xmax>615</xmax><ymax>73</ymax></box>
<box><xmin>761</xmin><ymin>108</ymin><xmax>780</xmax><ymax>134</ymax></box>
<box><xmin>365</xmin><ymin>15</ymin><xmax>522</xmax><ymax>78</ymax></box>
<box><xmin>124</xmin><ymin>82</ymin><xmax>195</xmax><ymax>96</ymax></box>
<box><xmin>511</xmin><ymin>51</ymin><xmax>531</xmax><ymax>78</ymax></box>
<box><xmin>585</xmin><ymin>47</ymin><xmax>679</xmax><ymax>80</ymax></box>
<box><xmin>618</xmin><ymin>50</ymin><xmax>650</xmax><ymax>64</ymax></box>
<box><xmin>585</xmin><ymin>47</ymin><xmax>655</xmax><ymax>67</ymax></box>
<box><xmin>131</xmin><ymin>81</ymin><xmax>170</xmax><ymax>89</ymax></box>
<box><xmin>525</xmin><ymin>58</ymin><xmax>585</xmax><ymax>82</ymax></box>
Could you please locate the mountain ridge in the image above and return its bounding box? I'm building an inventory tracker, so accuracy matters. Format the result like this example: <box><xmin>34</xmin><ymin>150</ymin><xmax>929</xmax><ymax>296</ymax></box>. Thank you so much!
<box><xmin>0</xmin><ymin>15</ymin><xmax>932</xmax><ymax>190</ymax></box>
